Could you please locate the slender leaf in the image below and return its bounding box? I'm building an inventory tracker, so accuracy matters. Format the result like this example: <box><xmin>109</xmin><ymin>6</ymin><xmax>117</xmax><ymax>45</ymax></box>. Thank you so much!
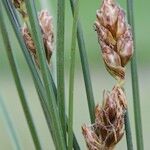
<box><xmin>56</xmin><ymin>0</ymin><xmax>66</xmax><ymax>141</ymax></box>
<box><xmin>126</xmin><ymin>0</ymin><xmax>144</xmax><ymax>149</ymax></box>
<box><xmin>124</xmin><ymin>110</ymin><xmax>134</xmax><ymax>150</ymax></box>
<box><xmin>24</xmin><ymin>0</ymin><xmax>66</xmax><ymax>149</ymax></box>
<box><xmin>0</xmin><ymin>96</ymin><xmax>21</xmax><ymax>150</ymax></box>
<box><xmin>69</xmin><ymin>0</ymin><xmax>95</xmax><ymax>123</ymax></box>
<box><xmin>1</xmin><ymin>0</ymin><xmax>56</xmax><ymax>143</ymax></box>
<box><xmin>0</xmin><ymin>4</ymin><xmax>42</xmax><ymax>149</ymax></box>
<box><xmin>2</xmin><ymin>1</ymin><xmax>80</xmax><ymax>149</ymax></box>
<box><xmin>68</xmin><ymin>0</ymin><xmax>79</xmax><ymax>149</ymax></box>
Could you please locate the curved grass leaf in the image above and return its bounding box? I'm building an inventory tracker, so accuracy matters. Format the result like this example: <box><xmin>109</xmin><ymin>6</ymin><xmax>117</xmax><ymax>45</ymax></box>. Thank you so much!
<box><xmin>2</xmin><ymin>1</ymin><xmax>80</xmax><ymax>149</ymax></box>
<box><xmin>0</xmin><ymin>4</ymin><xmax>42</xmax><ymax>149</ymax></box>
<box><xmin>24</xmin><ymin>0</ymin><xmax>66</xmax><ymax>149</ymax></box>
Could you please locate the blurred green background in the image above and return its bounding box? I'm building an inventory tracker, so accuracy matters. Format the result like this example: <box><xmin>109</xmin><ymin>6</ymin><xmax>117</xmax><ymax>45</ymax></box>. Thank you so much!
<box><xmin>0</xmin><ymin>0</ymin><xmax>150</xmax><ymax>149</ymax></box>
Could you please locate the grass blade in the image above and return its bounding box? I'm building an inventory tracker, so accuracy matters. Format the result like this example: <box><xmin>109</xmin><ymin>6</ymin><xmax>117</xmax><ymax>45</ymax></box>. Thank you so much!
<box><xmin>2</xmin><ymin>0</ymin><xmax>59</xmax><ymax>143</ymax></box>
<box><xmin>56</xmin><ymin>0</ymin><xmax>66</xmax><ymax>141</ymax></box>
<box><xmin>0</xmin><ymin>4</ymin><xmax>42</xmax><ymax>149</ymax></box>
<box><xmin>24</xmin><ymin>0</ymin><xmax>66</xmax><ymax>149</ymax></box>
<box><xmin>126</xmin><ymin>0</ymin><xmax>144</xmax><ymax>149</ymax></box>
<box><xmin>68</xmin><ymin>0</ymin><xmax>79</xmax><ymax>149</ymax></box>
<box><xmin>69</xmin><ymin>0</ymin><xmax>95</xmax><ymax>123</ymax></box>
<box><xmin>2</xmin><ymin>1</ymin><xmax>80</xmax><ymax>148</ymax></box>
<box><xmin>0</xmin><ymin>96</ymin><xmax>22</xmax><ymax>150</ymax></box>
<box><xmin>124</xmin><ymin>110</ymin><xmax>134</xmax><ymax>150</ymax></box>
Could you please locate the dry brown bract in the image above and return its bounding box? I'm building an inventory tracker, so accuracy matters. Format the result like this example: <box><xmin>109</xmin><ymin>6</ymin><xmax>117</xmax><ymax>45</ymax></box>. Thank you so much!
<box><xmin>82</xmin><ymin>1</ymin><xmax>132</xmax><ymax>149</ymax></box>
<box><xmin>94</xmin><ymin>0</ymin><xmax>133</xmax><ymax>80</ymax></box>
<box><xmin>22</xmin><ymin>10</ymin><xmax>54</xmax><ymax>67</ymax></box>
<box><xmin>12</xmin><ymin>0</ymin><xmax>27</xmax><ymax>18</ymax></box>
<box><xmin>82</xmin><ymin>87</ymin><xmax>127</xmax><ymax>150</ymax></box>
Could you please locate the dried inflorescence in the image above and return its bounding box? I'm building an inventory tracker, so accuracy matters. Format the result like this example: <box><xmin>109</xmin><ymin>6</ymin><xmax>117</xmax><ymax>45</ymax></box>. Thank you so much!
<box><xmin>39</xmin><ymin>10</ymin><xmax>54</xmax><ymax>64</ymax></box>
<box><xmin>94</xmin><ymin>0</ymin><xmax>133</xmax><ymax>80</ymax></box>
<box><xmin>12</xmin><ymin>0</ymin><xmax>27</xmax><ymax>18</ymax></box>
<box><xmin>82</xmin><ymin>2</ymin><xmax>132</xmax><ymax>148</ymax></box>
<box><xmin>22</xmin><ymin>10</ymin><xmax>54</xmax><ymax>66</ymax></box>
<box><xmin>82</xmin><ymin>87</ymin><xmax>127</xmax><ymax>150</ymax></box>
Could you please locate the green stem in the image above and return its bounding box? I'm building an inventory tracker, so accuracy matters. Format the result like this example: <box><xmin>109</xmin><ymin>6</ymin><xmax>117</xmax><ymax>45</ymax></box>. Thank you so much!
<box><xmin>56</xmin><ymin>0</ymin><xmax>66</xmax><ymax>142</ymax></box>
<box><xmin>124</xmin><ymin>110</ymin><xmax>134</xmax><ymax>150</ymax></box>
<box><xmin>24</xmin><ymin>0</ymin><xmax>66</xmax><ymax>149</ymax></box>
<box><xmin>69</xmin><ymin>0</ymin><xmax>95</xmax><ymax>123</ymax></box>
<box><xmin>126</xmin><ymin>0</ymin><xmax>144</xmax><ymax>149</ymax></box>
<box><xmin>0</xmin><ymin>96</ymin><xmax>22</xmax><ymax>150</ymax></box>
<box><xmin>2</xmin><ymin>1</ymin><xmax>80</xmax><ymax>149</ymax></box>
<box><xmin>68</xmin><ymin>0</ymin><xmax>79</xmax><ymax>149</ymax></box>
<box><xmin>2</xmin><ymin>0</ymin><xmax>57</xmax><ymax>144</ymax></box>
<box><xmin>0</xmin><ymin>4</ymin><xmax>42</xmax><ymax>149</ymax></box>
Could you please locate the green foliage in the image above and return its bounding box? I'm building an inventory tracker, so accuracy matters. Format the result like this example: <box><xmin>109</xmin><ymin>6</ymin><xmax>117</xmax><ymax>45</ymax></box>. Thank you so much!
<box><xmin>126</xmin><ymin>0</ymin><xmax>144</xmax><ymax>149</ymax></box>
<box><xmin>0</xmin><ymin>0</ymin><xmax>144</xmax><ymax>149</ymax></box>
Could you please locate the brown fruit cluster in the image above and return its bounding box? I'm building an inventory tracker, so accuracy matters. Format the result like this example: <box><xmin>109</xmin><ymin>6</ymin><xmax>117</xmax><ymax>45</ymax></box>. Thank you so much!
<box><xmin>12</xmin><ymin>0</ymin><xmax>27</xmax><ymax>19</ymax></box>
<box><xmin>94</xmin><ymin>0</ymin><xmax>133</xmax><ymax>81</ymax></box>
<box><xmin>22</xmin><ymin>10</ymin><xmax>54</xmax><ymax>67</ymax></box>
<box><xmin>82</xmin><ymin>0</ymin><xmax>133</xmax><ymax>149</ymax></box>
<box><xmin>82</xmin><ymin>87</ymin><xmax>127</xmax><ymax>150</ymax></box>
<box><xmin>12</xmin><ymin>1</ymin><xmax>54</xmax><ymax>67</ymax></box>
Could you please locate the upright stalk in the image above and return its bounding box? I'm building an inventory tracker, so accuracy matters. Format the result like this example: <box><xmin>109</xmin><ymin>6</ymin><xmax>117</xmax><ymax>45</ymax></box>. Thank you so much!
<box><xmin>68</xmin><ymin>0</ymin><xmax>79</xmax><ymax>149</ymax></box>
<box><xmin>2</xmin><ymin>1</ymin><xmax>80</xmax><ymax>149</ymax></box>
<box><xmin>0</xmin><ymin>96</ymin><xmax>21</xmax><ymax>150</ymax></box>
<box><xmin>69</xmin><ymin>0</ymin><xmax>95</xmax><ymax>123</ymax></box>
<box><xmin>126</xmin><ymin>0</ymin><xmax>144</xmax><ymax>149</ymax></box>
<box><xmin>0</xmin><ymin>4</ymin><xmax>42</xmax><ymax>149</ymax></box>
<box><xmin>124</xmin><ymin>110</ymin><xmax>134</xmax><ymax>150</ymax></box>
<box><xmin>56</xmin><ymin>0</ymin><xmax>66</xmax><ymax>141</ymax></box>
<box><xmin>24</xmin><ymin>0</ymin><xmax>66</xmax><ymax>149</ymax></box>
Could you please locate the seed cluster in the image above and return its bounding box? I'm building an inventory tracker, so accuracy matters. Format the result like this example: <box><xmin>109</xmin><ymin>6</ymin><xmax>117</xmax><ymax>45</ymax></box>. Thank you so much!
<box><xmin>12</xmin><ymin>0</ymin><xmax>54</xmax><ymax>67</ymax></box>
<box><xmin>82</xmin><ymin>0</ymin><xmax>133</xmax><ymax>149</ymax></box>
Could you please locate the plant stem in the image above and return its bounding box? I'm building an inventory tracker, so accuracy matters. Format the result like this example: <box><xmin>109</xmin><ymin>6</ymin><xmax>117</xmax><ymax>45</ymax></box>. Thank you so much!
<box><xmin>0</xmin><ymin>4</ymin><xmax>42</xmax><ymax>149</ymax></box>
<box><xmin>0</xmin><ymin>96</ymin><xmax>22</xmax><ymax>150</ymax></box>
<box><xmin>124</xmin><ymin>110</ymin><xmax>134</xmax><ymax>150</ymax></box>
<box><xmin>69</xmin><ymin>0</ymin><xmax>95</xmax><ymax>123</ymax></box>
<box><xmin>68</xmin><ymin>0</ymin><xmax>79</xmax><ymax>149</ymax></box>
<box><xmin>2</xmin><ymin>1</ymin><xmax>80</xmax><ymax>149</ymax></box>
<box><xmin>24</xmin><ymin>0</ymin><xmax>66</xmax><ymax>149</ymax></box>
<box><xmin>126</xmin><ymin>0</ymin><xmax>144</xmax><ymax>149</ymax></box>
<box><xmin>56</xmin><ymin>0</ymin><xmax>66</xmax><ymax>142</ymax></box>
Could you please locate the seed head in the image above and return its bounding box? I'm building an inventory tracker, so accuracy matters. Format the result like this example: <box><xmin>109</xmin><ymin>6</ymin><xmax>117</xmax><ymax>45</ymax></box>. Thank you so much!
<box><xmin>95</xmin><ymin>0</ymin><xmax>133</xmax><ymax>80</ymax></box>
<box><xmin>22</xmin><ymin>10</ymin><xmax>54</xmax><ymax>67</ymax></box>
<box><xmin>12</xmin><ymin>0</ymin><xmax>27</xmax><ymax>19</ymax></box>
<box><xmin>82</xmin><ymin>86</ymin><xmax>127</xmax><ymax>150</ymax></box>
<box><xmin>39</xmin><ymin>10</ymin><xmax>54</xmax><ymax>64</ymax></box>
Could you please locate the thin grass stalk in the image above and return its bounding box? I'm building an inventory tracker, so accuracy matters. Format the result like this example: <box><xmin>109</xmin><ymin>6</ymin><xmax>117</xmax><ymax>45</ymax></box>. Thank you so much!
<box><xmin>126</xmin><ymin>0</ymin><xmax>144</xmax><ymax>149</ymax></box>
<box><xmin>2</xmin><ymin>1</ymin><xmax>80</xmax><ymax>148</ymax></box>
<box><xmin>24</xmin><ymin>0</ymin><xmax>66</xmax><ymax>149</ymax></box>
<box><xmin>124</xmin><ymin>110</ymin><xmax>134</xmax><ymax>150</ymax></box>
<box><xmin>1</xmin><ymin>0</ymin><xmax>58</xmax><ymax>144</ymax></box>
<box><xmin>68</xmin><ymin>0</ymin><xmax>79</xmax><ymax>149</ymax></box>
<box><xmin>0</xmin><ymin>96</ymin><xmax>21</xmax><ymax>150</ymax></box>
<box><xmin>69</xmin><ymin>0</ymin><xmax>95</xmax><ymax>123</ymax></box>
<box><xmin>0</xmin><ymin>5</ymin><xmax>42</xmax><ymax>149</ymax></box>
<box><xmin>56</xmin><ymin>0</ymin><xmax>66</xmax><ymax>141</ymax></box>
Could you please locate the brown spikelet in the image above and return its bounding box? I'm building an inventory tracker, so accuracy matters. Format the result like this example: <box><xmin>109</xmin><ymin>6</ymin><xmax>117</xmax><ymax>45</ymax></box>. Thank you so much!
<box><xmin>82</xmin><ymin>87</ymin><xmax>127</xmax><ymax>150</ymax></box>
<box><xmin>39</xmin><ymin>10</ymin><xmax>54</xmax><ymax>64</ymax></box>
<box><xmin>22</xmin><ymin>24</ymin><xmax>39</xmax><ymax>67</ymax></box>
<box><xmin>82</xmin><ymin>1</ymin><xmax>133</xmax><ymax>149</ymax></box>
<box><xmin>21</xmin><ymin>10</ymin><xmax>54</xmax><ymax>67</ymax></box>
<box><xmin>12</xmin><ymin>0</ymin><xmax>27</xmax><ymax>19</ymax></box>
<box><xmin>94</xmin><ymin>0</ymin><xmax>133</xmax><ymax>80</ymax></box>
